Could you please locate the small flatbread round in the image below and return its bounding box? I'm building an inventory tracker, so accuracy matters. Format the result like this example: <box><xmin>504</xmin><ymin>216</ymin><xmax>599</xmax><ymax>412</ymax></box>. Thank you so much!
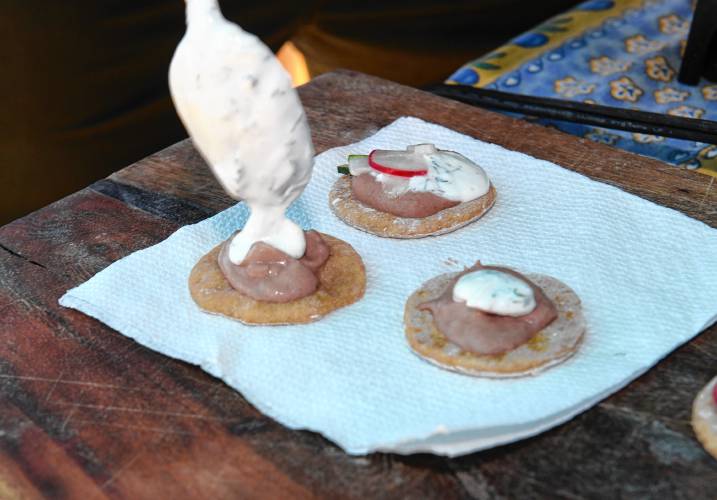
<box><xmin>189</xmin><ymin>233</ymin><xmax>365</xmax><ymax>325</ymax></box>
<box><xmin>404</xmin><ymin>271</ymin><xmax>585</xmax><ymax>378</ymax></box>
<box><xmin>692</xmin><ymin>375</ymin><xmax>717</xmax><ymax>460</ymax></box>
<box><xmin>329</xmin><ymin>176</ymin><xmax>496</xmax><ymax>238</ymax></box>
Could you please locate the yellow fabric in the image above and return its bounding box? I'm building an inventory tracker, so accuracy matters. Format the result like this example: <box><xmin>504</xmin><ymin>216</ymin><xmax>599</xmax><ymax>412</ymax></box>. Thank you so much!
<box><xmin>454</xmin><ymin>0</ymin><xmax>642</xmax><ymax>88</ymax></box>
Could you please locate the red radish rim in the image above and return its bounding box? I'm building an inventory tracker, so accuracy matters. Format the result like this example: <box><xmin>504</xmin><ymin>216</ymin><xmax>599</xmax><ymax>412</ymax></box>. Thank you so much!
<box><xmin>713</xmin><ymin>380</ymin><xmax>717</xmax><ymax>406</ymax></box>
<box><xmin>368</xmin><ymin>150</ymin><xmax>428</xmax><ymax>178</ymax></box>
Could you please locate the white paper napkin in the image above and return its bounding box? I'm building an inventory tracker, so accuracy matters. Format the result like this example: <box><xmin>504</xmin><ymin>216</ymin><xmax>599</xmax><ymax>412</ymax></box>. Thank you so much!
<box><xmin>60</xmin><ymin>117</ymin><xmax>717</xmax><ymax>456</ymax></box>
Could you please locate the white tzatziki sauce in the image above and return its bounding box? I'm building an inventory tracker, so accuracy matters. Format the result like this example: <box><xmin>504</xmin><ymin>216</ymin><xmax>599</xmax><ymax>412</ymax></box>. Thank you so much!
<box><xmin>170</xmin><ymin>0</ymin><xmax>314</xmax><ymax>264</ymax></box>
<box><xmin>452</xmin><ymin>269</ymin><xmax>537</xmax><ymax>317</ymax></box>
<box><xmin>348</xmin><ymin>144</ymin><xmax>490</xmax><ymax>202</ymax></box>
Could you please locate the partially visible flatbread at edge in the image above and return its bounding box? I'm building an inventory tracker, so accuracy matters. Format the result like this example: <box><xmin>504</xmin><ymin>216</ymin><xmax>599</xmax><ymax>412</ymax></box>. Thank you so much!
<box><xmin>693</xmin><ymin>375</ymin><xmax>717</xmax><ymax>460</ymax></box>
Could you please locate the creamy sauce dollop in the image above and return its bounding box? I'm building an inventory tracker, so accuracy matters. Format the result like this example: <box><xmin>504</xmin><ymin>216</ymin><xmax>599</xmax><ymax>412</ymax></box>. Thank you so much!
<box><xmin>348</xmin><ymin>144</ymin><xmax>490</xmax><ymax>202</ymax></box>
<box><xmin>420</xmin><ymin>264</ymin><xmax>557</xmax><ymax>355</ymax></box>
<box><xmin>453</xmin><ymin>269</ymin><xmax>537</xmax><ymax>317</ymax></box>
<box><xmin>350</xmin><ymin>174</ymin><xmax>459</xmax><ymax>218</ymax></box>
<box><xmin>170</xmin><ymin>0</ymin><xmax>314</xmax><ymax>265</ymax></box>
<box><xmin>218</xmin><ymin>230</ymin><xmax>329</xmax><ymax>302</ymax></box>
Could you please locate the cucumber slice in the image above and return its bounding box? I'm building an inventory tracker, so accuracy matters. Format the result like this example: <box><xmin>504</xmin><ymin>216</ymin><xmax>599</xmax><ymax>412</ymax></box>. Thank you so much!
<box><xmin>371</xmin><ymin>150</ymin><xmax>428</xmax><ymax>174</ymax></box>
<box><xmin>347</xmin><ymin>154</ymin><xmax>370</xmax><ymax>175</ymax></box>
<box><xmin>337</xmin><ymin>165</ymin><xmax>351</xmax><ymax>175</ymax></box>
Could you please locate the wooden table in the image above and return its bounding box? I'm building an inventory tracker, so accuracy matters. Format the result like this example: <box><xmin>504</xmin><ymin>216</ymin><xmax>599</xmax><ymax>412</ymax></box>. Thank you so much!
<box><xmin>1</xmin><ymin>71</ymin><xmax>715</xmax><ymax>499</ymax></box>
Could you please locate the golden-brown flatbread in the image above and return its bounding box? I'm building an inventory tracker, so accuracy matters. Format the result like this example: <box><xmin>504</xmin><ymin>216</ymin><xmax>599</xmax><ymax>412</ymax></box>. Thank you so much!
<box><xmin>329</xmin><ymin>176</ymin><xmax>496</xmax><ymax>238</ymax></box>
<box><xmin>692</xmin><ymin>375</ymin><xmax>717</xmax><ymax>460</ymax></box>
<box><xmin>189</xmin><ymin>233</ymin><xmax>365</xmax><ymax>325</ymax></box>
<box><xmin>404</xmin><ymin>271</ymin><xmax>585</xmax><ymax>378</ymax></box>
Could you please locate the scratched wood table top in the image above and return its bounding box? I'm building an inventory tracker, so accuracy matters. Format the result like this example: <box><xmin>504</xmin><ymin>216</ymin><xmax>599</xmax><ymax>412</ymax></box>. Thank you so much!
<box><xmin>1</xmin><ymin>70</ymin><xmax>716</xmax><ymax>499</ymax></box>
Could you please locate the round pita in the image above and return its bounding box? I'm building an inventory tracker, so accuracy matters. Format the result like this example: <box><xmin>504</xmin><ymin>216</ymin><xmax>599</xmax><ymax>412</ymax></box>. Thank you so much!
<box><xmin>189</xmin><ymin>233</ymin><xmax>365</xmax><ymax>325</ymax></box>
<box><xmin>404</xmin><ymin>271</ymin><xmax>585</xmax><ymax>378</ymax></box>
<box><xmin>329</xmin><ymin>176</ymin><xmax>496</xmax><ymax>238</ymax></box>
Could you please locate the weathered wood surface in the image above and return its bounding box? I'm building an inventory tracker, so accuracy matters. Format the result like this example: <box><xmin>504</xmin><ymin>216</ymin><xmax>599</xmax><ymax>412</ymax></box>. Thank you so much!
<box><xmin>0</xmin><ymin>70</ymin><xmax>715</xmax><ymax>499</ymax></box>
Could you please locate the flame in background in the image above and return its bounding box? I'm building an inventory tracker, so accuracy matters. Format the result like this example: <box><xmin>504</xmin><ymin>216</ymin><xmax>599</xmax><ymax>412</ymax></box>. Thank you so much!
<box><xmin>277</xmin><ymin>41</ymin><xmax>310</xmax><ymax>87</ymax></box>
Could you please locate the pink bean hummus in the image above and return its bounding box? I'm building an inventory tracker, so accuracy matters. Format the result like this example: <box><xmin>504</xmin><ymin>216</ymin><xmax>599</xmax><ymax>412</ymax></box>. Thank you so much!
<box><xmin>218</xmin><ymin>230</ymin><xmax>330</xmax><ymax>302</ymax></box>
<box><xmin>420</xmin><ymin>263</ymin><xmax>558</xmax><ymax>355</ymax></box>
<box><xmin>351</xmin><ymin>173</ymin><xmax>459</xmax><ymax>218</ymax></box>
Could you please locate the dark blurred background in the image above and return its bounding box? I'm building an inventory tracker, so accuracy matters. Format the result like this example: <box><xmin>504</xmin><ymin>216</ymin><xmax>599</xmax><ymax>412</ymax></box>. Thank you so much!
<box><xmin>0</xmin><ymin>0</ymin><xmax>579</xmax><ymax>225</ymax></box>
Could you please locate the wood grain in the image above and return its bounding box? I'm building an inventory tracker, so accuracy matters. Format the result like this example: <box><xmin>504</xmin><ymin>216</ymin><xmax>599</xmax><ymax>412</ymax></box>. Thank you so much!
<box><xmin>0</xmin><ymin>70</ymin><xmax>715</xmax><ymax>499</ymax></box>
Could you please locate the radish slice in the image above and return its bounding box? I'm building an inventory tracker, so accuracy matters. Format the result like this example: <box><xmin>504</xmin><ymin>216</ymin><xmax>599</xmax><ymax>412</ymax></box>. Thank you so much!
<box><xmin>368</xmin><ymin>149</ymin><xmax>428</xmax><ymax>178</ymax></box>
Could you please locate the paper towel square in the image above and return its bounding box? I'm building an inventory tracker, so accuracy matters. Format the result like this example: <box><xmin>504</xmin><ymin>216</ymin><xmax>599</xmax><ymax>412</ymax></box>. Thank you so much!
<box><xmin>60</xmin><ymin>117</ymin><xmax>717</xmax><ymax>456</ymax></box>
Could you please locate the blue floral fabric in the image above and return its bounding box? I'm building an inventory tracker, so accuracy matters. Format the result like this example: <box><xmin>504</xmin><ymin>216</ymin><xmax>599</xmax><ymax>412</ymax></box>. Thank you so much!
<box><xmin>447</xmin><ymin>0</ymin><xmax>717</xmax><ymax>176</ymax></box>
